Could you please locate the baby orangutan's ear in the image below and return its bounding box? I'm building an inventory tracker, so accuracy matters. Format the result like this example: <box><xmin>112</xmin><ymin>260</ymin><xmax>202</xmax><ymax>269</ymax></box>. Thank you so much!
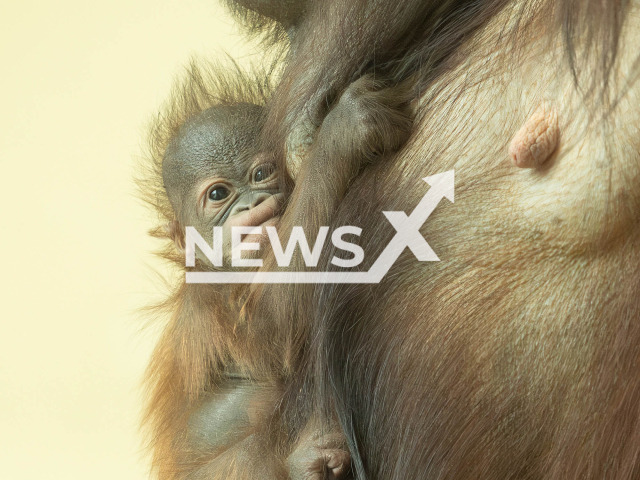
<box><xmin>165</xmin><ymin>219</ymin><xmax>186</xmax><ymax>253</ymax></box>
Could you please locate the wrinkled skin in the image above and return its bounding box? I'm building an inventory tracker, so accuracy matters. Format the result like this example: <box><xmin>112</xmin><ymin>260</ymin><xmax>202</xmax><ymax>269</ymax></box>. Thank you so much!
<box><xmin>162</xmin><ymin>103</ymin><xmax>282</xmax><ymax>266</ymax></box>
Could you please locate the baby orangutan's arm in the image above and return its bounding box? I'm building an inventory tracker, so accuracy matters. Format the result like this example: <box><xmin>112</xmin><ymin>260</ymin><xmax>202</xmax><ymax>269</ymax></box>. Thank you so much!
<box><xmin>283</xmin><ymin>74</ymin><xmax>415</xmax><ymax>241</ymax></box>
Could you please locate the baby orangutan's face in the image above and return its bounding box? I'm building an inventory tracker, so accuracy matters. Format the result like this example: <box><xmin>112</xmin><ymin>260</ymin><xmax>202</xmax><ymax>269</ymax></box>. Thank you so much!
<box><xmin>163</xmin><ymin>104</ymin><xmax>283</xmax><ymax>267</ymax></box>
<box><xmin>191</xmin><ymin>156</ymin><xmax>283</xmax><ymax>262</ymax></box>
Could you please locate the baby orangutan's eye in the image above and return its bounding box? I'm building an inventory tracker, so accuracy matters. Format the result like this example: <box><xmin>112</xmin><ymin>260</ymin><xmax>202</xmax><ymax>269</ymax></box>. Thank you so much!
<box><xmin>253</xmin><ymin>164</ymin><xmax>276</xmax><ymax>183</ymax></box>
<box><xmin>208</xmin><ymin>185</ymin><xmax>230</xmax><ymax>202</ymax></box>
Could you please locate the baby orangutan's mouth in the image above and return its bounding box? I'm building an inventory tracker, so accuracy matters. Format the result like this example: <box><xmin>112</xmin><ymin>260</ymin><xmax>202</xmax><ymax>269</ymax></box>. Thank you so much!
<box><xmin>238</xmin><ymin>193</ymin><xmax>284</xmax><ymax>246</ymax></box>
<box><xmin>245</xmin><ymin>193</ymin><xmax>284</xmax><ymax>229</ymax></box>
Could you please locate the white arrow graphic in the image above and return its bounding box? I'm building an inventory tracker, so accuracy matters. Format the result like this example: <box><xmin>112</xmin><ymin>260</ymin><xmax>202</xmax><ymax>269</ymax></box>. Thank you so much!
<box><xmin>186</xmin><ymin>170</ymin><xmax>454</xmax><ymax>284</ymax></box>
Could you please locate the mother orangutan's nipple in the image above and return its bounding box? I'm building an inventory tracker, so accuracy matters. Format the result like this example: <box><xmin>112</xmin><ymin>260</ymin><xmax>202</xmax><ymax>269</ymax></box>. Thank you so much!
<box><xmin>509</xmin><ymin>103</ymin><xmax>559</xmax><ymax>168</ymax></box>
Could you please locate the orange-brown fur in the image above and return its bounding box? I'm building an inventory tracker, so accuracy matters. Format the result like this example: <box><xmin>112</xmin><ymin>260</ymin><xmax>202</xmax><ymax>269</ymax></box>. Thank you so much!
<box><xmin>139</xmin><ymin>0</ymin><xmax>640</xmax><ymax>478</ymax></box>
<box><xmin>226</xmin><ymin>0</ymin><xmax>640</xmax><ymax>478</ymax></box>
<box><xmin>138</xmin><ymin>59</ymin><xmax>413</xmax><ymax>479</ymax></box>
<box><xmin>138</xmin><ymin>60</ymin><xmax>291</xmax><ymax>479</ymax></box>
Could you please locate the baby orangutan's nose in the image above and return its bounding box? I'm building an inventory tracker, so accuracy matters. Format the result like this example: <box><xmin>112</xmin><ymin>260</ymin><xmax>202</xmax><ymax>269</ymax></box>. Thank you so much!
<box><xmin>250</xmin><ymin>192</ymin><xmax>273</xmax><ymax>209</ymax></box>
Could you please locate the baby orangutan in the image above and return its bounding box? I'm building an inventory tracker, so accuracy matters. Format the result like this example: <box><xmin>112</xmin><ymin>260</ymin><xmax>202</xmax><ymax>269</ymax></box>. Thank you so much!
<box><xmin>141</xmin><ymin>62</ymin><xmax>414</xmax><ymax>479</ymax></box>
<box><xmin>162</xmin><ymin>103</ymin><xmax>282</xmax><ymax>265</ymax></box>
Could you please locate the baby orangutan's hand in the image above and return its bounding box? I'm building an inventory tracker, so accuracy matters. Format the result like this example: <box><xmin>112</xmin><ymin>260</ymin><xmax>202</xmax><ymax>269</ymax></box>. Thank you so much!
<box><xmin>287</xmin><ymin>430</ymin><xmax>351</xmax><ymax>480</ymax></box>
<box><xmin>321</xmin><ymin>74</ymin><xmax>415</xmax><ymax>162</ymax></box>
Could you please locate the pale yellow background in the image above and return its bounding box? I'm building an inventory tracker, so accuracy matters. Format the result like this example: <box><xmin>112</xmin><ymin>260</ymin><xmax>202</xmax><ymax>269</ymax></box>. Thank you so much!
<box><xmin>0</xmin><ymin>1</ymin><xmax>259</xmax><ymax>478</ymax></box>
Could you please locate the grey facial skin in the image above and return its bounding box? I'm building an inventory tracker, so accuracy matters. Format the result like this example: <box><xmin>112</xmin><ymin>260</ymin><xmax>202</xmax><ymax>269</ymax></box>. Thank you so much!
<box><xmin>162</xmin><ymin>103</ymin><xmax>282</xmax><ymax>267</ymax></box>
